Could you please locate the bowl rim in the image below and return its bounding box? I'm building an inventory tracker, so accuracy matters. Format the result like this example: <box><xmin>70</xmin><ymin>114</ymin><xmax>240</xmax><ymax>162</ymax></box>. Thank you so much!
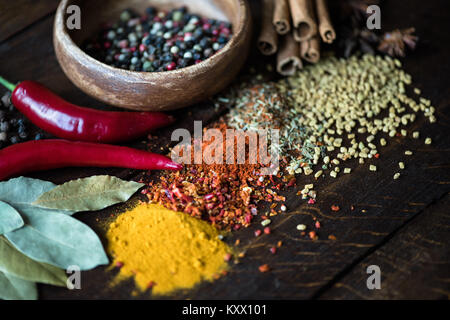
<box><xmin>55</xmin><ymin>0</ymin><xmax>250</xmax><ymax>78</ymax></box>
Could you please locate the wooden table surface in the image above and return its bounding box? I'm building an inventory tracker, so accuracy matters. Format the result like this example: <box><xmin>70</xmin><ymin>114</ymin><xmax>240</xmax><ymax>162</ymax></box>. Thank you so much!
<box><xmin>0</xmin><ymin>0</ymin><xmax>449</xmax><ymax>300</ymax></box>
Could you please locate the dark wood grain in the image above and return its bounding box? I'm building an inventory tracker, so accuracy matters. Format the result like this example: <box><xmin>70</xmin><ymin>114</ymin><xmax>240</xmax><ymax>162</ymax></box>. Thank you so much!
<box><xmin>0</xmin><ymin>0</ymin><xmax>449</xmax><ymax>300</ymax></box>
<box><xmin>319</xmin><ymin>193</ymin><xmax>450</xmax><ymax>300</ymax></box>
<box><xmin>0</xmin><ymin>0</ymin><xmax>59</xmax><ymax>42</ymax></box>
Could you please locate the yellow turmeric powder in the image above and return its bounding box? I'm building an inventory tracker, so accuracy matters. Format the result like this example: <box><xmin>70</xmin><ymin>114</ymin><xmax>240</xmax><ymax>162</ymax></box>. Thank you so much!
<box><xmin>106</xmin><ymin>203</ymin><xmax>231</xmax><ymax>295</ymax></box>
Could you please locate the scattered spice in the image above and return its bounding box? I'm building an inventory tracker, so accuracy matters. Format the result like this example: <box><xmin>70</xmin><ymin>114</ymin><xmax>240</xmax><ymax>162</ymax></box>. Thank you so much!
<box><xmin>261</xmin><ymin>219</ymin><xmax>272</xmax><ymax>227</ymax></box>
<box><xmin>296</xmin><ymin>224</ymin><xmax>306</xmax><ymax>231</ymax></box>
<box><xmin>309</xmin><ymin>231</ymin><xmax>318</xmax><ymax>240</ymax></box>
<box><xmin>393</xmin><ymin>172</ymin><xmax>401</xmax><ymax>180</ymax></box>
<box><xmin>259</xmin><ymin>264</ymin><xmax>270</xmax><ymax>273</ymax></box>
<box><xmin>425</xmin><ymin>137</ymin><xmax>432</xmax><ymax>145</ymax></box>
<box><xmin>331</xmin><ymin>205</ymin><xmax>340</xmax><ymax>212</ymax></box>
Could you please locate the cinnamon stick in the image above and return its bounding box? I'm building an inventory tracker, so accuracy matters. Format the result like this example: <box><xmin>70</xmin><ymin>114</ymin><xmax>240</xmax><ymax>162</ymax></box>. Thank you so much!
<box><xmin>273</xmin><ymin>0</ymin><xmax>291</xmax><ymax>35</ymax></box>
<box><xmin>289</xmin><ymin>0</ymin><xmax>317</xmax><ymax>42</ymax></box>
<box><xmin>258</xmin><ymin>0</ymin><xmax>278</xmax><ymax>55</ymax></box>
<box><xmin>315</xmin><ymin>0</ymin><xmax>336</xmax><ymax>43</ymax></box>
<box><xmin>300</xmin><ymin>35</ymin><xmax>320</xmax><ymax>63</ymax></box>
<box><xmin>277</xmin><ymin>34</ymin><xmax>303</xmax><ymax>76</ymax></box>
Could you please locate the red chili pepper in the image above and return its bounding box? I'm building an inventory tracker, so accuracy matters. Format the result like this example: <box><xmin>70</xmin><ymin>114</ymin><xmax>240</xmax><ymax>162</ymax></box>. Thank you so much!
<box><xmin>0</xmin><ymin>77</ymin><xmax>174</xmax><ymax>143</ymax></box>
<box><xmin>0</xmin><ymin>139</ymin><xmax>182</xmax><ymax>180</ymax></box>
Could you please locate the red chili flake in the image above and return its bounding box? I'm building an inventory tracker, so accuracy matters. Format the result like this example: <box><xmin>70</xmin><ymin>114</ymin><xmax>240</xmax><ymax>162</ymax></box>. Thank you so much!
<box><xmin>254</xmin><ymin>229</ymin><xmax>262</xmax><ymax>237</ymax></box>
<box><xmin>328</xmin><ymin>235</ymin><xmax>337</xmax><ymax>240</ymax></box>
<box><xmin>331</xmin><ymin>205</ymin><xmax>340</xmax><ymax>212</ymax></box>
<box><xmin>115</xmin><ymin>261</ymin><xmax>124</xmax><ymax>268</ymax></box>
<box><xmin>374</xmin><ymin>153</ymin><xmax>380</xmax><ymax>159</ymax></box>
<box><xmin>308</xmin><ymin>198</ymin><xmax>316</xmax><ymax>204</ymax></box>
<box><xmin>309</xmin><ymin>231</ymin><xmax>318</xmax><ymax>240</ymax></box>
<box><xmin>287</xmin><ymin>178</ymin><xmax>296</xmax><ymax>187</ymax></box>
<box><xmin>270</xmin><ymin>246</ymin><xmax>277</xmax><ymax>254</ymax></box>
<box><xmin>315</xmin><ymin>221</ymin><xmax>321</xmax><ymax>229</ymax></box>
<box><xmin>258</xmin><ymin>264</ymin><xmax>270</xmax><ymax>273</ymax></box>
<box><xmin>235</xmin><ymin>239</ymin><xmax>240</xmax><ymax>246</ymax></box>
<box><xmin>277</xmin><ymin>240</ymin><xmax>283</xmax><ymax>247</ymax></box>
<box><xmin>147</xmin><ymin>281</ymin><xmax>156</xmax><ymax>289</ymax></box>
<box><xmin>264</xmin><ymin>227</ymin><xmax>271</xmax><ymax>234</ymax></box>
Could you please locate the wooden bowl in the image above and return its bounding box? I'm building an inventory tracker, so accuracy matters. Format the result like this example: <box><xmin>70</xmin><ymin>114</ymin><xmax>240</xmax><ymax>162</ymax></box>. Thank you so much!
<box><xmin>53</xmin><ymin>0</ymin><xmax>251</xmax><ymax>111</ymax></box>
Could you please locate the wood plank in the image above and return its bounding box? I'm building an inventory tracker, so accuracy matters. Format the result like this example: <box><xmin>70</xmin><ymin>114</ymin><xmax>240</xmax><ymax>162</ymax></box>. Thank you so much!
<box><xmin>318</xmin><ymin>193</ymin><xmax>450</xmax><ymax>300</ymax></box>
<box><xmin>0</xmin><ymin>0</ymin><xmax>59</xmax><ymax>42</ymax></box>
<box><xmin>0</xmin><ymin>0</ymin><xmax>448</xmax><ymax>300</ymax></box>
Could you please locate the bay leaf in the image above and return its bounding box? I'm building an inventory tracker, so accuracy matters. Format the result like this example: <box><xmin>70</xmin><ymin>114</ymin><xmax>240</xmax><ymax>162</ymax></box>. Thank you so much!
<box><xmin>0</xmin><ymin>271</ymin><xmax>38</xmax><ymax>300</ymax></box>
<box><xmin>0</xmin><ymin>200</ymin><xmax>24</xmax><ymax>234</ymax></box>
<box><xmin>0</xmin><ymin>236</ymin><xmax>67</xmax><ymax>286</ymax></box>
<box><xmin>0</xmin><ymin>177</ymin><xmax>56</xmax><ymax>205</ymax></box>
<box><xmin>5</xmin><ymin>204</ymin><xmax>109</xmax><ymax>270</ymax></box>
<box><xmin>33</xmin><ymin>175</ymin><xmax>144</xmax><ymax>212</ymax></box>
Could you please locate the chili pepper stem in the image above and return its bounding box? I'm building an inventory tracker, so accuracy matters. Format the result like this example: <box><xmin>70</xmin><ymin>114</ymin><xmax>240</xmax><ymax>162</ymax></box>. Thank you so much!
<box><xmin>0</xmin><ymin>76</ymin><xmax>16</xmax><ymax>92</ymax></box>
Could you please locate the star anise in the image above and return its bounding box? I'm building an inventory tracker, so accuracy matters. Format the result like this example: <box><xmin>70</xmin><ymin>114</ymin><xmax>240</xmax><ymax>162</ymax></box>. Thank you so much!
<box><xmin>378</xmin><ymin>28</ymin><xmax>419</xmax><ymax>57</ymax></box>
<box><xmin>339</xmin><ymin>26</ymin><xmax>380</xmax><ymax>58</ymax></box>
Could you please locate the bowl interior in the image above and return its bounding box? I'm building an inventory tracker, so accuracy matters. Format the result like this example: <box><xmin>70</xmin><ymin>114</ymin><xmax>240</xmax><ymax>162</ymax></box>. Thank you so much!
<box><xmin>68</xmin><ymin>0</ymin><xmax>240</xmax><ymax>46</ymax></box>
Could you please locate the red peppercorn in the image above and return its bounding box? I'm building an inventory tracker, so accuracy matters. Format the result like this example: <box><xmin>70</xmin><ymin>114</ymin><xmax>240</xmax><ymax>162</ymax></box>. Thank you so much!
<box><xmin>270</xmin><ymin>246</ymin><xmax>277</xmax><ymax>254</ymax></box>
<box><xmin>254</xmin><ymin>229</ymin><xmax>262</xmax><ymax>237</ymax></box>
<box><xmin>166</xmin><ymin>62</ymin><xmax>176</xmax><ymax>71</ymax></box>
<box><xmin>264</xmin><ymin>227</ymin><xmax>271</xmax><ymax>234</ymax></box>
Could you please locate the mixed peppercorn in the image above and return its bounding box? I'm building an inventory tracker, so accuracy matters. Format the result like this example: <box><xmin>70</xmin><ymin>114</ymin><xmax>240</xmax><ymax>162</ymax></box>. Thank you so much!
<box><xmin>0</xmin><ymin>92</ymin><xmax>46</xmax><ymax>149</ymax></box>
<box><xmin>83</xmin><ymin>7</ymin><xmax>232</xmax><ymax>72</ymax></box>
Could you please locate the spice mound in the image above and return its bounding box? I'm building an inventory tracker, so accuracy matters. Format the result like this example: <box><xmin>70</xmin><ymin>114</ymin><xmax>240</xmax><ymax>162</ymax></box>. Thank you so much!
<box><xmin>106</xmin><ymin>203</ymin><xmax>231</xmax><ymax>296</ymax></box>
<box><xmin>84</xmin><ymin>7</ymin><xmax>232</xmax><ymax>72</ymax></box>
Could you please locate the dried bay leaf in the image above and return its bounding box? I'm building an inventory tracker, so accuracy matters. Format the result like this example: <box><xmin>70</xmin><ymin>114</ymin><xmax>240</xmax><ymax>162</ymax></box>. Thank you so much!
<box><xmin>4</xmin><ymin>204</ymin><xmax>108</xmax><ymax>270</ymax></box>
<box><xmin>0</xmin><ymin>236</ymin><xmax>66</xmax><ymax>286</ymax></box>
<box><xmin>0</xmin><ymin>177</ymin><xmax>56</xmax><ymax>205</ymax></box>
<box><xmin>0</xmin><ymin>200</ymin><xmax>24</xmax><ymax>234</ymax></box>
<box><xmin>0</xmin><ymin>271</ymin><xmax>38</xmax><ymax>300</ymax></box>
<box><xmin>33</xmin><ymin>175</ymin><xmax>144</xmax><ymax>212</ymax></box>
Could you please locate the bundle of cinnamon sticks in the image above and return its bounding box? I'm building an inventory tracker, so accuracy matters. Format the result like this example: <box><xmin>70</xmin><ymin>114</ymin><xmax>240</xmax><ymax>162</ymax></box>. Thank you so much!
<box><xmin>258</xmin><ymin>0</ymin><xmax>335</xmax><ymax>76</ymax></box>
